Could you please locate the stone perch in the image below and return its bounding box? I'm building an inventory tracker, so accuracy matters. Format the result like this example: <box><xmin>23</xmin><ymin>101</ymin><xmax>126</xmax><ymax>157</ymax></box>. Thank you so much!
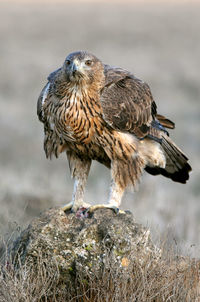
<box><xmin>8</xmin><ymin>208</ymin><xmax>199</xmax><ymax>302</ymax></box>
<box><xmin>11</xmin><ymin>207</ymin><xmax>159</xmax><ymax>275</ymax></box>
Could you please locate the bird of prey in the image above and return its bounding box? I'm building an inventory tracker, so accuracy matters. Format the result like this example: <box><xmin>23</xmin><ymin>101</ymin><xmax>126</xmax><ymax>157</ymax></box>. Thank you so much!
<box><xmin>37</xmin><ymin>51</ymin><xmax>191</xmax><ymax>213</ymax></box>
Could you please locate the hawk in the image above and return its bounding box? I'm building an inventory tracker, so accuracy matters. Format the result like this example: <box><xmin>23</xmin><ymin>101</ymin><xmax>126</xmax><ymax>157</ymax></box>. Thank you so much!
<box><xmin>37</xmin><ymin>51</ymin><xmax>191</xmax><ymax>213</ymax></box>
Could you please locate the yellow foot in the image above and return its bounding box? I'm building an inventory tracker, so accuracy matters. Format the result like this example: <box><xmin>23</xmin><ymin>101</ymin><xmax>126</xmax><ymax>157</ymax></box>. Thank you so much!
<box><xmin>61</xmin><ymin>201</ymin><xmax>91</xmax><ymax>213</ymax></box>
<box><xmin>61</xmin><ymin>201</ymin><xmax>74</xmax><ymax>212</ymax></box>
<box><xmin>87</xmin><ymin>204</ymin><xmax>125</xmax><ymax>214</ymax></box>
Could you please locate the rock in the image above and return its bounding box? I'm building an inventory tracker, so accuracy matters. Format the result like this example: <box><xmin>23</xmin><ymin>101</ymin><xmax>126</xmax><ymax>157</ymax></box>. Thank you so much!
<box><xmin>5</xmin><ymin>207</ymin><xmax>200</xmax><ymax>301</ymax></box>
<box><xmin>10</xmin><ymin>208</ymin><xmax>159</xmax><ymax>290</ymax></box>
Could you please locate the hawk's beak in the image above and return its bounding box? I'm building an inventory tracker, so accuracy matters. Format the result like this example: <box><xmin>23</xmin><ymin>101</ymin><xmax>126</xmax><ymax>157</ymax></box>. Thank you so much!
<box><xmin>71</xmin><ymin>63</ymin><xmax>78</xmax><ymax>74</ymax></box>
<box><xmin>70</xmin><ymin>62</ymin><xmax>83</xmax><ymax>79</ymax></box>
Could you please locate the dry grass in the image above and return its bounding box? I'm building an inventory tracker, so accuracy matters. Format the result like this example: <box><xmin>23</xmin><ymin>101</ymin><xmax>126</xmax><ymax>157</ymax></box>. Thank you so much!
<box><xmin>0</xmin><ymin>235</ymin><xmax>199</xmax><ymax>302</ymax></box>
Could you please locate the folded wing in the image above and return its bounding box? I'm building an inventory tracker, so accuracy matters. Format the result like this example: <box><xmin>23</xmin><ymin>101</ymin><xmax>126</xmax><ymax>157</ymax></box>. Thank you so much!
<box><xmin>101</xmin><ymin>64</ymin><xmax>157</xmax><ymax>139</ymax></box>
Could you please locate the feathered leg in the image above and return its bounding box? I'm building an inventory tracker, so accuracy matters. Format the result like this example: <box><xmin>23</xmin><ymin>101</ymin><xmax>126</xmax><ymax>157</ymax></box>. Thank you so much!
<box><xmin>62</xmin><ymin>152</ymin><xmax>91</xmax><ymax>212</ymax></box>
<box><xmin>87</xmin><ymin>159</ymin><xmax>128</xmax><ymax>213</ymax></box>
<box><xmin>88</xmin><ymin>156</ymin><xmax>144</xmax><ymax>214</ymax></box>
<box><xmin>87</xmin><ymin>180</ymin><xmax>125</xmax><ymax>213</ymax></box>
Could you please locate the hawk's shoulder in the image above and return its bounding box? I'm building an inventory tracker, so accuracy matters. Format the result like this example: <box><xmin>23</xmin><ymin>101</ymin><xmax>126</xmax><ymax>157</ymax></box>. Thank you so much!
<box><xmin>104</xmin><ymin>64</ymin><xmax>132</xmax><ymax>86</ymax></box>
<box><xmin>47</xmin><ymin>67</ymin><xmax>62</xmax><ymax>82</ymax></box>
<box><xmin>37</xmin><ymin>68</ymin><xmax>64</xmax><ymax>122</ymax></box>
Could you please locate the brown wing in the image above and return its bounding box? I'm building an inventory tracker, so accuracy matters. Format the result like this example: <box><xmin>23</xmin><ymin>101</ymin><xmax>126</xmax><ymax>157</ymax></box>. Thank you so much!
<box><xmin>101</xmin><ymin>65</ymin><xmax>157</xmax><ymax>139</ymax></box>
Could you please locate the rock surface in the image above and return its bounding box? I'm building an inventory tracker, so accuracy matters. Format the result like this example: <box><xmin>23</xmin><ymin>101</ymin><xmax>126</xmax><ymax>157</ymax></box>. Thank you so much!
<box><xmin>6</xmin><ymin>207</ymin><xmax>200</xmax><ymax>301</ymax></box>
<box><xmin>11</xmin><ymin>207</ymin><xmax>159</xmax><ymax>281</ymax></box>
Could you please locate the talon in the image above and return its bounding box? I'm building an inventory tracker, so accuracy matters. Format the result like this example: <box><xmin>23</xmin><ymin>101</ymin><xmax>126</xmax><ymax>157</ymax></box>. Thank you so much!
<box><xmin>109</xmin><ymin>206</ymin><xmax>119</xmax><ymax>214</ymax></box>
<box><xmin>124</xmin><ymin>210</ymin><xmax>132</xmax><ymax>215</ymax></box>
<box><xmin>115</xmin><ymin>208</ymin><xmax>126</xmax><ymax>215</ymax></box>
<box><xmin>87</xmin><ymin>204</ymin><xmax>125</xmax><ymax>215</ymax></box>
<box><xmin>61</xmin><ymin>201</ymin><xmax>74</xmax><ymax>212</ymax></box>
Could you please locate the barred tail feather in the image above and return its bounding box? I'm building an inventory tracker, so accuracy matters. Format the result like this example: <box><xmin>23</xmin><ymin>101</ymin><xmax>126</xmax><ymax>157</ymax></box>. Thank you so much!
<box><xmin>145</xmin><ymin>136</ymin><xmax>192</xmax><ymax>184</ymax></box>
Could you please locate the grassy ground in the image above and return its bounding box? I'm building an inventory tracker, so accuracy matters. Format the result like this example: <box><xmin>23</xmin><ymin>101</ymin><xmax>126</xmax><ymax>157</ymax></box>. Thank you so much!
<box><xmin>0</xmin><ymin>238</ymin><xmax>199</xmax><ymax>301</ymax></box>
<box><xmin>0</xmin><ymin>1</ymin><xmax>200</xmax><ymax>257</ymax></box>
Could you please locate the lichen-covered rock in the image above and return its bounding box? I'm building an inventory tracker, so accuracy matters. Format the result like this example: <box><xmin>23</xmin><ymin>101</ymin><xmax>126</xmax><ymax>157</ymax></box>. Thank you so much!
<box><xmin>6</xmin><ymin>208</ymin><xmax>200</xmax><ymax>302</ymax></box>
<box><xmin>11</xmin><ymin>207</ymin><xmax>160</xmax><ymax>286</ymax></box>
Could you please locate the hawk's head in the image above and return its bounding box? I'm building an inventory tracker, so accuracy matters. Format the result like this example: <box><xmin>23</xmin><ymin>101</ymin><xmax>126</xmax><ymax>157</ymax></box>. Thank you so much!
<box><xmin>63</xmin><ymin>51</ymin><xmax>105</xmax><ymax>88</ymax></box>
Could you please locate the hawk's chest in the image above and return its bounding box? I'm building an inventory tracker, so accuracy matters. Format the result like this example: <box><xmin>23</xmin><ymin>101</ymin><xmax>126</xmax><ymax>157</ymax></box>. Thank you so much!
<box><xmin>53</xmin><ymin>91</ymin><xmax>103</xmax><ymax>144</ymax></box>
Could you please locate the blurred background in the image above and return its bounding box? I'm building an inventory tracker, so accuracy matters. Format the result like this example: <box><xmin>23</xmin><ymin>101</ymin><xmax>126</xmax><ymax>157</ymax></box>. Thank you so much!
<box><xmin>0</xmin><ymin>0</ymin><xmax>199</xmax><ymax>257</ymax></box>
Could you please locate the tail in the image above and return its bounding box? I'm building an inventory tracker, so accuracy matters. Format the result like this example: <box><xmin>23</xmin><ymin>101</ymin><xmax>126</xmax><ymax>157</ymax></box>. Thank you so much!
<box><xmin>145</xmin><ymin>112</ymin><xmax>192</xmax><ymax>184</ymax></box>
<box><xmin>145</xmin><ymin>135</ymin><xmax>191</xmax><ymax>184</ymax></box>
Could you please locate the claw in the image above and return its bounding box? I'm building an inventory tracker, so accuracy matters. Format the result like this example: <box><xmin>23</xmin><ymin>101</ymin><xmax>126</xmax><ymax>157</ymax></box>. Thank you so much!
<box><xmin>110</xmin><ymin>206</ymin><xmax>119</xmax><ymax>214</ymax></box>
<box><xmin>61</xmin><ymin>201</ymin><xmax>74</xmax><ymax>212</ymax></box>
<box><xmin>62</xmin><ymin>202</ymin><xmax>125</xmax><ymax>217</ymax></box>
<box><xmin>87</xmin><ymin>204</ymin><xmax>125</xmax><ymax>215</ymax></box>
<box><xmin>62</xmin><ymin>201</ymin><xmax>92</xmax><ymax>216</ymax></box>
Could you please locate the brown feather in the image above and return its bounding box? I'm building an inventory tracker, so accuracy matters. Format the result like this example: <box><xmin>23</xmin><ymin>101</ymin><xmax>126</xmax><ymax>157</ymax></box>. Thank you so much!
<box><xmin>101</xmin><ymin>67</ymin><xmax>154</xmax><ymax>139</ymax></box>
<box><xmin>156</xmin><ymin>114</ymin><xmax>175</xmax><ymax>129</ymax></box>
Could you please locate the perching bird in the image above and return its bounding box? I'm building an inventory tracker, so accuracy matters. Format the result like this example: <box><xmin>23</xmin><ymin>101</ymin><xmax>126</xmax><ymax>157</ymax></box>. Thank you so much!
<box><xmin>37</xmin><ymin>51</ymin><xmax>191</xmax><ymax>213</ymax></box>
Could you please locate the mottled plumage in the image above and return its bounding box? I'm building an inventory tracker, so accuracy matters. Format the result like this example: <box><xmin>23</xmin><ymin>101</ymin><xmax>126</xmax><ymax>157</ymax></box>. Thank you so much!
<box><xmin>37</xmin><ymin>51</ymin><xmax>191</xmax><ymax>212</ymax></box>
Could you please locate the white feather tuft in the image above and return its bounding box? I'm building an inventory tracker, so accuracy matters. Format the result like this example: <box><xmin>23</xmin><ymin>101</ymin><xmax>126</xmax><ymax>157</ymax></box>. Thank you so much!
<box><xmin>42</xmin><ymin>82</ymin><xmax>50</xmax><ymax>106</ymax></box>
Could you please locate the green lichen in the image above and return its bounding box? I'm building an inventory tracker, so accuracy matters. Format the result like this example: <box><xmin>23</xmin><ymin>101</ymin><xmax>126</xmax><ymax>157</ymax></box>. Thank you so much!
<box><xmin>68</xmin><ymin>266</ymin><xmax>73</xmax><ymax>272</ymax></box>
<box><xmin>85</xmin><ymin>243</ymin><xmax>93</xmax><ymax>251</ymax></box>
<box><xmin>87</xmin><ymin>262</ymin><xmax>93</xmax><ymax>268</ymax></box>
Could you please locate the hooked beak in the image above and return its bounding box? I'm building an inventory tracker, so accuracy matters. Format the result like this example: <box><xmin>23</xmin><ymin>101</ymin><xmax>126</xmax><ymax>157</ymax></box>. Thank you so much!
<box><xmin>71</xmin><ymin>63</ymin><xmax>78</xmax><ymax>75</ymax></box>
<box><xmin>69</xmin><ymin>62</ymin><xmax>84</xmax><ymax>80</ymax></box>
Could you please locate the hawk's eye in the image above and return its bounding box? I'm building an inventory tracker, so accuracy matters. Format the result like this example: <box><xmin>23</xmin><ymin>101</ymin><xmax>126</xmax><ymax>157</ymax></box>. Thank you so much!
<box><xmin>66</xmin><ymin>60</ymin><xmax>71</xmax><ymax>65</ymax></box>
<box><xmin>85</xmin><ymin>60</ymin><xmax>93</xmax><ymax>66</ymax></box>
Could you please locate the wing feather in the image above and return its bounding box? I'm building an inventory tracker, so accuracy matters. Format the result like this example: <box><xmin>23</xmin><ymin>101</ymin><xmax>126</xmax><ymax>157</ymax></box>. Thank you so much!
<box><xmin>37</xmin><ymin>68</ymin><xmax>62</xmax><ymax>122</ymax></box>
<box><xmin>37</xmin><ymin>82</ymin><xmax>50</xmax><ymax>122</ymax></box>
<box><xmin>101</xmin><ymin>65</ymin><xmax>156</xmax><ymax>139</ymax></box>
